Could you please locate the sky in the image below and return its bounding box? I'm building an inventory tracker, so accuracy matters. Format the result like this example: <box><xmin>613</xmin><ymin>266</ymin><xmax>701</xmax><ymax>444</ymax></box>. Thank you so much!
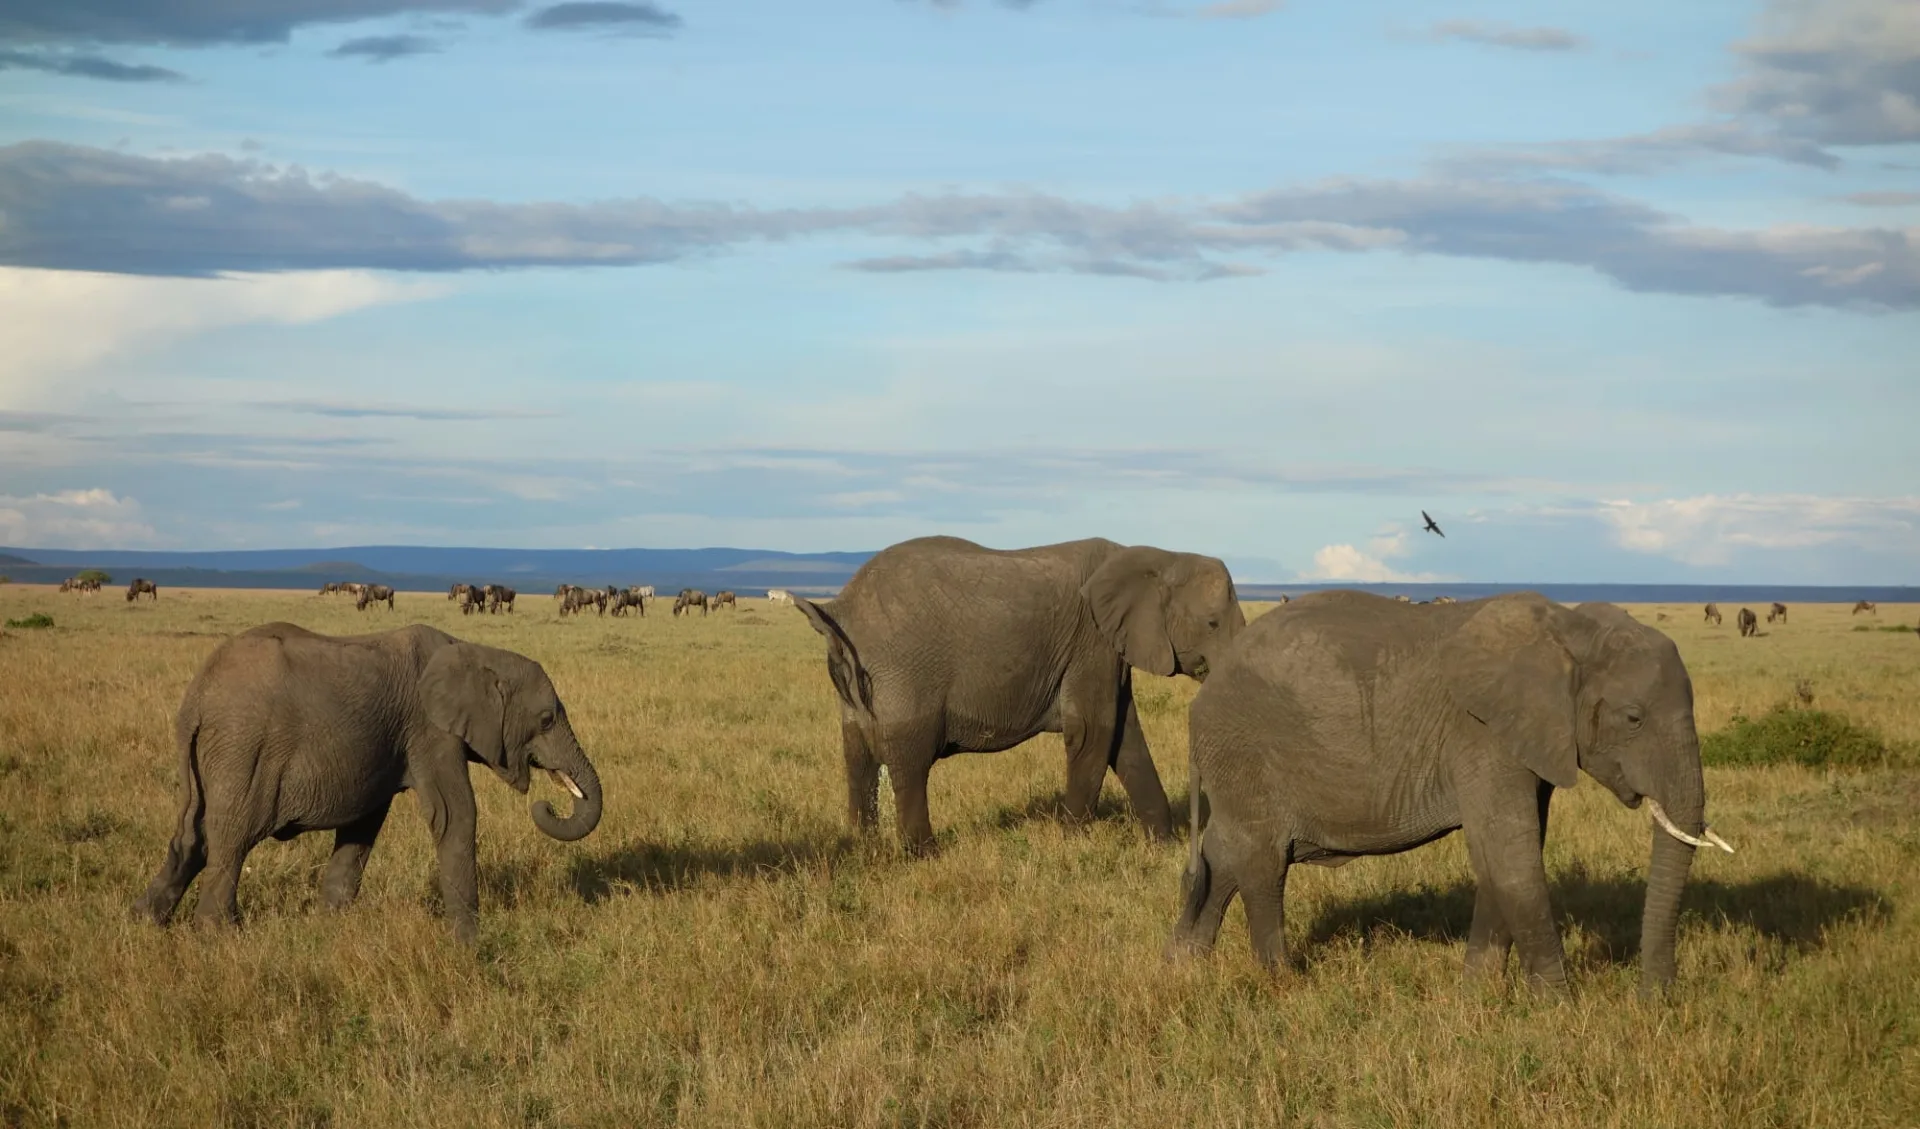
<box><xmin>0</xmin><ymin>0</ymin><xmax>1915</xmax><ymax>584</ymax></box>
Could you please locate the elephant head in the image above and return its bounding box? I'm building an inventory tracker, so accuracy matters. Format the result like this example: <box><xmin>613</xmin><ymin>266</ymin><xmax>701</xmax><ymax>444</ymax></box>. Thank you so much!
<box><xmin>1082</xmin><ymin>547</ymin><xmax>1245</xmax><ymax>683</ymax></box>
<box><xmin>1442</xmin><ymin>597</ymin><xmax>1731</xmax><ymax>995</ymax></box>
<box><xmin>419</xmin><ymin>643</ymin><xmax>604</xmax><ymax>842</ymax></box>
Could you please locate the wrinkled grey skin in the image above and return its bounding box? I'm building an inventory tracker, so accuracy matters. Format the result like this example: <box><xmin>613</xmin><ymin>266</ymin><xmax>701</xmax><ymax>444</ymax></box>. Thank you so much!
<box><xmin>126</xmin><ymin>578</ymin><xmax>158</xmax><ymax>602</ymax></box>
<box><xmin>795</xmin><ymin>536</ymin><xmax>1243</xmax><ymax>854</ymax></box>
<box><xmin>357</xmin><ymin>583</ymin><xmax>396</xmax><ymax>611</ymax></box>
<box><xmin>1172</xmin><ymin>591</ymin><xmax>1713</xmax><ymax>997</ymax></box>
<box><xmin>132</xmin><ymin>623</ymin><xmax>603</xmax><ymax>943</ymax></box>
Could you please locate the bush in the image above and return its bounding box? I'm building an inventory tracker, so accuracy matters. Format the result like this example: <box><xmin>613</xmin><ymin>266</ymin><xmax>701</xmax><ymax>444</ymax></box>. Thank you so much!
<box><xmin>76</xmin><ymin>569</ymin><xmax>112</xmax><ymax>584</ymax></box>
<box><xmin>1702</xmin><ymin>703</ymin><xmax>1903</xmax><ymax>770</ymax></box>
<box><xmin>4</xmin><ymin>613</ymin><xmax>53</xmax><ymax>629</ymax></box>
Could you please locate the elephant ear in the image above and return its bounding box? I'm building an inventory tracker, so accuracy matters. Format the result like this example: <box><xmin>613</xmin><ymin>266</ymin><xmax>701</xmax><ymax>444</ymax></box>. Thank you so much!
<box><xmin>1082</xmin><ymin>546</ymin><xmax>1177</xmax><ymax>678</ymax></box>
<box><xmin>1440</xmin><ymin>596</ymin><xmax>1585</xmax><ymax>789</ymax></box>
<box><xmin>421</xmin><ymin>643</ymin><xmax>509</xmax><ymax>771</ymax></box>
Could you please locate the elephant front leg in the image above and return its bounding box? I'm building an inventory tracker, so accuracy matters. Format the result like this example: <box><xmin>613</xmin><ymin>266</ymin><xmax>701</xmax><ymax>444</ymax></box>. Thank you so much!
<box><xmin>414</xmin><ymin>770</ymin><xmax>480</xmax><ymax>943</ymax></box>
<box><xmin>1463</xmin><ymin>780</ymin><xmax>1553</xmax><ymax>982</ymax></box>
<box><xmin>1111</xmin><ymin>693</ymin><xmax>1174</xmax><ymax>842</ymax></box>
<box><xmin>1461</xmin><ymin>768</ymin><xmax>1566</xmax><ymax>993</ymax></box>
<box><xmin>321</xmin><ymin>798</ymin><xmax>394</xmax><ymax>911</ymax></box>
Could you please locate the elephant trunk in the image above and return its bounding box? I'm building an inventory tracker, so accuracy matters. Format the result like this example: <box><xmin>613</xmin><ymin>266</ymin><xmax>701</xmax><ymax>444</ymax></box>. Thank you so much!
<box><xmin>528</xmin><ymin>728</ymin><xmax>603</xmax><ymax>842</ymax></box>
<box><xmin>1637</xmin><ymin>752</ymin><xmax>1711</xmax><ymax>996</ymax></box>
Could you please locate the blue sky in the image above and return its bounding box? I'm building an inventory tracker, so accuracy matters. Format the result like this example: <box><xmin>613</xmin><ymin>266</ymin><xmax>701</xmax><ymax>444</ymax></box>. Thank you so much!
<box><xmin>0</xmin><ymin>0</ymin><xmax>1915</xmax><ymax>583</ymax></box>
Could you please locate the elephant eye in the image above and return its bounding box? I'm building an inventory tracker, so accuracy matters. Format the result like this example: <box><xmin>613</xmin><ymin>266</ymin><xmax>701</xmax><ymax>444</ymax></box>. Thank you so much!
<box><xmin>1207</xmin><ymin>617</ymin><xmax>1220</xmax><ymax>630</ymax></box>
<box><xmin>539</xmin><ymin>710</ymin><xmax>556</xmax><ymax>732</ymax></box>
<box><xmin>1624</xmin><ymin>705</ymin><xmax>1645</xmax><ymax>727</ymax></box>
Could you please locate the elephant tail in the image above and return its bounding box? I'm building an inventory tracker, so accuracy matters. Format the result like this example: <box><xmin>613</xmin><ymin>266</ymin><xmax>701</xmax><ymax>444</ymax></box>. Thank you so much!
<box><xmin>791</xmin><ymin>596</ymin><xmax>874</xmax><ymax>719</ymax></box>
<box><xmin>171</xmin><ymin>707</ymin><xmax>208</xmax><ymax>854</ymax></box>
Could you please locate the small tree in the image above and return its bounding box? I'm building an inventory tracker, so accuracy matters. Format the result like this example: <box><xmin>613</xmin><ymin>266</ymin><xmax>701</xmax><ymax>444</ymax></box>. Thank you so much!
<box><xmin>77</xmin><ymin>569</ymin><xmax>112</xmax><ymax>585</ymax></box>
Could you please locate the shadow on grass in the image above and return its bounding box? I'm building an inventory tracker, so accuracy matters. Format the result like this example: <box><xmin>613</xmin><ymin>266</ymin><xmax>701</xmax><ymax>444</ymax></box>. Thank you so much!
<box><xmin>984</xmin><ymin>791</ymin><xmax>1139</xmax><ymax>832</ymax></box>
<box><xmin>1305</xmin><ymin>865</ymin><xmax>1891</xmax><ymax>965</ymax></box>
<box><xmin>566</xmin><ymin>833</ymin><xmax>875</xmax><ymax>903</ymax></box>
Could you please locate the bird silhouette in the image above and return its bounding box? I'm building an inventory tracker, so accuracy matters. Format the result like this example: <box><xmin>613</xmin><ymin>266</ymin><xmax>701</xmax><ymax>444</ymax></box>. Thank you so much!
<box><xmin>1421</xmin><ymin>510</ymin><xmax>1445</xmax><ymax>538</ymax></box>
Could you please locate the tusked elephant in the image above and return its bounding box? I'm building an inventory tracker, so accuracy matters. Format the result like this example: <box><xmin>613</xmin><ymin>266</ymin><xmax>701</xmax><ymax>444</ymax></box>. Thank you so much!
<box><xmin>1169</xmin><ymin>591</ymin><xmax>1732</xmax><ymax>997</ymax></box>
<box><xmin>132</xmin><ymin>623</ymin><xmax>603</xmax><ymax>943</ymax></box>
<box><xmin>793</xmin><ymin>536</ymin><xmax>1243</xmax><ymax>854</ymax></box>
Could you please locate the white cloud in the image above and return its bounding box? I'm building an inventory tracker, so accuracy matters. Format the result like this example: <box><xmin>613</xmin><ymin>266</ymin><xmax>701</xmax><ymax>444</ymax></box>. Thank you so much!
<box><xmin>0</xmin><ymin>267</ymin><xmax>447</xmax><ymax>408</ymax></box>
<box><xmin>1299</xmin><ymin>524</ymin><xmax>1446</xmax><ymax>582</ymax></box>
<box><xmin>1597</xmin><ymin>493</ymin><xmax>1920</xmax><ymax>566</ymax></box>
<box><xmin>0</xmin><ymin>487</ymin><xmax>156</xmax><ymax>547</ymax></box>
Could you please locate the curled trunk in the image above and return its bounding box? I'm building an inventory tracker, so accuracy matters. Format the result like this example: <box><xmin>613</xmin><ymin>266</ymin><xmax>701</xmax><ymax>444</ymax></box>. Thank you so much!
<box><xmin>529</xmin><ymin>730</ymin><xmax>603</xmax><ymax>842</ymax></box>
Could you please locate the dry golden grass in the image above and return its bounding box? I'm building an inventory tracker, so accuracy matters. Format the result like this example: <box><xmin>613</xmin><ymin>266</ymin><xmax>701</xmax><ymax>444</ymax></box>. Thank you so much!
<box><xmin>1</xmin><ymin>587</ymin><xmax>1917</xmax><ymax>1128</ymax></box>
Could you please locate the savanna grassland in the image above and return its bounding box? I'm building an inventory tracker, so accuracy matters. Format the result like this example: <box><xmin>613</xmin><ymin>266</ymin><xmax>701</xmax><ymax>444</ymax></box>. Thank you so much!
<box><xmin>1</xmin><ymin>586</ymin><xmax>1917</xmax><ymax>1128</ymax></box>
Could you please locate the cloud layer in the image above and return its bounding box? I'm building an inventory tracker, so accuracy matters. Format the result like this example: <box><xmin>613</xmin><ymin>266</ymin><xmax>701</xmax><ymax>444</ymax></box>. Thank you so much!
<box><xmin>3</xmin><ymin>142</ymin><xmax>1914</xmax><ymax>309</ymax></box>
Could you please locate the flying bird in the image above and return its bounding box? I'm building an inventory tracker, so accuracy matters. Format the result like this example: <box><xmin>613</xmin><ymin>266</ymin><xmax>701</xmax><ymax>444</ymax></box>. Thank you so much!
<box><xmin>1421</xmin><ymin>510</ymin><xmax>1445</xmax><ymax>538</ymax></box>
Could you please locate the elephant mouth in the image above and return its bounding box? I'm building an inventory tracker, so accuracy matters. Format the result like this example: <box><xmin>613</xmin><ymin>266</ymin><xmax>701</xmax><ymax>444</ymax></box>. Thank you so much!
<box><xmin>1647</xmin><ymin>798</ymin><xmax>1735</xmax><ymax>854</ymax></box>
<box><xmin>547</xmin><ymin>769</ymin><xmax>586</xmax><ymax>799</ymax></box>
<box><xmin>1186</xmin><ymin>657</ymin><xmax>1210</xmax><ymax>683</ymax></box>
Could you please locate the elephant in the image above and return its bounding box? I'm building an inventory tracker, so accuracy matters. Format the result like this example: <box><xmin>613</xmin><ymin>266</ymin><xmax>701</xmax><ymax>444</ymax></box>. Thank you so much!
<box><xmin>1768</xmin><ymin>602</ymin><xmax>1788</xmax><ymax>624</ymax></box>
<box><xmin>1738</xmin><ymin>607</ymin><xmax>1758</xmax><ymax>637</ymax></box>
<box><xmin>793</xmin><ymin>536</ymin><xmax>1243</xmax><ymax>854</ymax></box>
<box><xmin>126</xmin><ymin>578</ymin><xmax>158</xmax><ymax>602</ymax></box>
<box><xmin>131</xmin><ymin>623</ymin><xmax>603</xmax><ymax>942</ymax></box>
<box><xmin>486</xmin><ymin>585</ymin><xmax>516</xmax><ymax>615</ymax></box>
<box><xmin>1169</xmin><ymin>591</ymin><xmax>1732</xmax><ymax>997</ymax></box>
<box><xmin>1703</xmin><ymin>603</ymin><xmax>1722</xmax><ymax>626</ymax></box>
<box><xmin>673</xmin><ymin>589</ymin><xmax>708</xmax><ymax>617</ymax></box>
<box><xmin>357</xmin><ymin>584</ymin><xmax>396</xmax><ymax>611</ymax></box>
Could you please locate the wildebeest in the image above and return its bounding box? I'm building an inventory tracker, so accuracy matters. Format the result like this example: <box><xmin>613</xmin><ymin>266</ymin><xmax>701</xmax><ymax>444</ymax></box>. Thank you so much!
<box><xmin>1275</xmin><ymin>594</ymin><xmax>1291</xmax><ymax>604</ymax></box>
<box><xmin>608</xmin><ymin>589</ymin><xmax>646</xmax><ymax>617</ymax></box>
<box><xmin>486</xmin><ymin>585</ymin><xmax>516</xmax><ymax>614</ymax></box>
<box><xmin>711</xmin><ymin>590</ymin><xmax>737</xmax><ymax>611</ymax></box>
<box><xmin>340</xmin><ymin>582</ymin><xmax>367</xmax><ymax>599</ymax></box>
<box><xmin>63</xmin><ymin>576</ymin><xmax>102</xmax><ymax>594</ymax></box>
<box><xmin>460</xmin><ymin>585</ymin><xmax>486</xmax><ymax>615</ymax></box>
<box><xmin>561</xmin><ymin>586</ymin><xmax>605</xmax><ymax>616</ymax></box>
<box><xmin>1767</xmin><ymin>602</ymin><xmax>1788</xmax><ymax>624</ymax></box>
<box><xmin>766</xmin><ymin>588</ymin><xmax>793</xmax><ymax>606</ymax></box>
<box><xmin>1704</xmin><ymin>603</ymin><xmax>1723</xmax><ymax>626</ymax></box>
<box><xmin>1738</xmin><ymin>607</ymin><xmax>1758</xmax><ymax>637</ymax></box>
<box><xmin>1431</xmin><ymin>595</ymin><xmax>1455</xmax><ymax>604</ymax></box>
<box><xmin>319</xmin><ymin>582</ymin><xmax>342</xmax><ymax>596</ymax></box>
<box><xmin>126</xmin><ymin>578</ymin><xmax>159</xmax><ymax>602</ymax></box>
<box><xmin>1395</xmin><ymin>594</ymin><xmax>1411</xmax><ymax>603</ymax></box>
<box><xmin>449</xmin><ymin>583</ymin><xmax>471</xmax><ymax>603</ymax></box>
<box><xmin>673</xmin><ymin>589</ymin><xmax>708</xmax><ymax>617</ymax></box>
<box><xmin>357</xmin><ymin>584</ymin><xmax>396</xmax><ymax>611</ymax></box>
<box><xmin>1853</xmin><ymin>600</ymin><xmax>1878</xmax><ymax>615</ymax></box>
<box><xmin>555</xmin><ymin>583</ymin><xmax>576</xmax><ymax>603</ymax></box>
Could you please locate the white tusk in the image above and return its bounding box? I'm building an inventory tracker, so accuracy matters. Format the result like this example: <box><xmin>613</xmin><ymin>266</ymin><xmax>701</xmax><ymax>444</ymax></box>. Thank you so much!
<box><xmin>549</xmin><ymin>770</ymin><xmax>585</xmax><ymax>799</ymax></box>
<box><xmin>1647</xmin><ymin>799</ymin><xmax>1735</xmax><ymax>853</ymax></box>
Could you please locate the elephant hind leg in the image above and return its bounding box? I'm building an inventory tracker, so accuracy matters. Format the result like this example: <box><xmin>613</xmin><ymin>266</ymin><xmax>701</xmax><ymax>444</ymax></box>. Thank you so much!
<box><xmin>873</xmin><ymin>718</ymin><xmax>943</xmax><ymax>856</ymax></box>
<box><xmin>1167</xmin><ymin>829</ymin><xmax>1240</xmax><ymax>958</ymax></box>
<box><xmin>320</xmin><ymin>798</ymin><xmax>394</xmax><ymax>911</ymax></box>
<box><xmin>193</xmin><ymin>817</ymin><xmax>263</xmax><ymax>929</ymax></box>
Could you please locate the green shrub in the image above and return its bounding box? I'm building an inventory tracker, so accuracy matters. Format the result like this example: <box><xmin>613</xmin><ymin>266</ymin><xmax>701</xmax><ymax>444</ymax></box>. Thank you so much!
<box><xmin>4</xmin><ymin>613</ymin><xmax>54</xmax><ymax>629</ymax></box>
<box><xmin>1702</xmin><ymin>703</ymin><xmax>1904</xmax><ymax>770</ymax></box>
<box><xmin>77</xmin><ymin>569</ymin><xmax>112</xmax><ymax>584</ymax></box>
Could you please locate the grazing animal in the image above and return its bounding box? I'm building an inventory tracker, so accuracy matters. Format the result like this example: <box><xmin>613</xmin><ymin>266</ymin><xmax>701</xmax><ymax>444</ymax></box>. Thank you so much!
<box><xmin>1768</xmin><ymin>602</ymin><xmax>1788</xmax><ymax>624</ymax></box>
<box><xmin>319</xmin><ymin>582</ymin><xmax>340</xmax><ymax>596</ymax></box>
<box><xmin>1421</xmin><ymin>510</ymin><xmax>1445</xmax><ymax>538</ymax></box>
<box><xmin>608</xmin><ymin>589</ymin><xmax>646</xmax><ymax>617</ymax></box>
<box><xmin>631</xmin><ymin>585</ymin><xmax>655</xmax><ymax>604</ymax></box>
<box><xmin>1656</xmin><ymin>612</ymin><xmax>1670</xmax><ymax>622</ymax></box>
<box><xmin>460</xmin><ymin>586</ymin><xmax>487</xmax><ymax>615</ymax></box>
<box><xmin>340</xmin><ymin>582</ymin><xmax>367</xmax><ymax>599</ymax></box>
<box><xmin>131</xmin><ymin>623</ymin><xmax>602</xmax><ymax>942</ymax></box>
<box><xmin>767</xmin><ymin>588</ymin><xmax>794</xmax><ymax>606</ymax></box>
<box><xmin>357</xmin><ymin>584</ymin><xmax>396</xmax><ymax>611</ymax></box>
<box><xmin>673</xmin><ymin>589</ymin><xmax>709</xmax><ymax>617</ymax></box>
<box><xmin>449</xmin><ymin>583</ymin><xmax>470</xmax><ymax>603</ymax></box>
<box><xmin>1171</xmin><ymin>592</ymin><xmax>1730</xmax><ymax>996</ymax></box>
<box><xmin>792</xmin><ymin>536</ymin><xmax>1242</xmax><ymax>853</ymax></box>
<box><xmin>1275</xmin><ymin>594</ymin><xmax>1291</xmax><ymax>604</ymax></box>
<box><xmin>562</xmin><ymin>586</ymin><xmax>605</xmax><ymax>616</ymax></box>
<box><xmin>1395</xmin><ymin>594</ymin><xmax>1411</xmax><ymax>603</ymax></box>
<box><xmin>1853</xmin><ymin>600</ymin><xmax>1878</xmax><ymax>615</ymax></box>
<box><xmin>486</xmin><ymin>585</ymin><xmax>516</xmax><ymax>615</ymax></box>
<box><xmin>1738</xmin><ymin>608</ymin><xmax>1758</xmax><ymax>637</ymax></box>
<box><xmin>1433</xmin><ymin>595</ymin><xmax>1456</xmax><ymax>605</ymax></box>
<box><xmin>555</xmin><ymin>583</ymin><xmax>576</xmax><ymax>603</ymax></box>
<box><xmin>711</xmin><ymin>590</ymin><xmax>737</xmax><ymax>610</ymax></box>
<box><xmin>126</xmin><ymin>578</ymin><xmax>159</xmax><ymax>602</ymax></box>
<box><xmin>1703</xmin><ymin>603</ymin><xmax>1722</xmax><ymax>626</ymax></box>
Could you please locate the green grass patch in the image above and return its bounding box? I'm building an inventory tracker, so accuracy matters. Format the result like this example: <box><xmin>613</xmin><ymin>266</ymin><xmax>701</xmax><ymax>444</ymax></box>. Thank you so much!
<box><xmin>3</xmin><ymin>613</ymin><xmax>53</xmax><ymax>630</ymax></box>
<box><xmin>1702</xmin><ymin>703</ymin><xmax>1907</xmax><ymax>770</ymax></box>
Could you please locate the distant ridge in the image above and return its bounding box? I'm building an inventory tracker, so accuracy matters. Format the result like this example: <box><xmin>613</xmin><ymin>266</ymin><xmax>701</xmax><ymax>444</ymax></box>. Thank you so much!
<box><xmin>0</xmin><ymin>544</ymin><xmax>1912</xmax><ymax>604</ymax></box>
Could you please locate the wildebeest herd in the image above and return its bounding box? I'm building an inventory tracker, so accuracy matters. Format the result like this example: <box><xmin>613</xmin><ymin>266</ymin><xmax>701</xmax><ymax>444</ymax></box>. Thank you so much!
<box><xmin>124</xmin><ymin>538</ymin><xmax>1914</xmax><ymax>1000</ymax></box>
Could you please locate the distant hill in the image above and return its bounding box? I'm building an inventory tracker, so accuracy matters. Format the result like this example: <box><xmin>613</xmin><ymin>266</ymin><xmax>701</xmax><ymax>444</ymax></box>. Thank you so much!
<box><xmin>0</xmin><ymin>552</ymin><xmax>39</xmax><ymax>566</ymax></box>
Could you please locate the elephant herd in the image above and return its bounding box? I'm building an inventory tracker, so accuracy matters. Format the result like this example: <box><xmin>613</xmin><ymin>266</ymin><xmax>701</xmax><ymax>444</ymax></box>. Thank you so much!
<box><xmin>136</xmin><ymin>534</ymin><xmax>1740</xmax><ymax>1001</ymax></box>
